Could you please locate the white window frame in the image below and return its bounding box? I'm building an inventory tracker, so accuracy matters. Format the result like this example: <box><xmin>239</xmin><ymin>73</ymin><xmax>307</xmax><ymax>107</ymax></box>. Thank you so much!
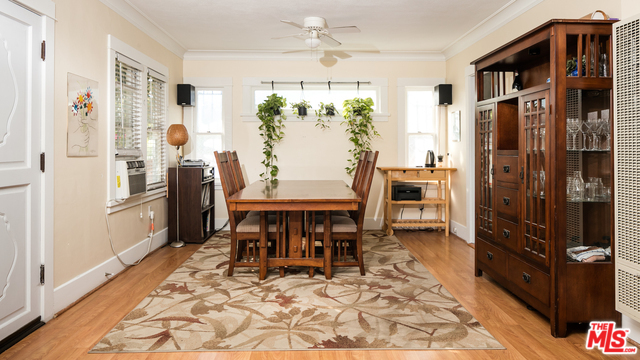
<box><xmin>107</xmin><ymin>35</ymin><xmax>169</xmax><ymax>213</ymax></box>
<box><xmin>241</xmin><ymin>77</ymin><xmax>389</xmax><ymax>121</ymax></box>
<box><xmin>182</xmin><ymin>77</ymin><xmax>233</xmax><ymax>190</ymax></box>
<box><xmin>397</xmin><ymin>78</ymin><xmax>445</xmax><ymax>166</ymax></box>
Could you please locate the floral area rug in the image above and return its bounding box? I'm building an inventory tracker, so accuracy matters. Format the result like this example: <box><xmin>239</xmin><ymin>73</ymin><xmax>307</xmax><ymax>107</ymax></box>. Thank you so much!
<box><xmin>91</xmin><ymin>231</ymin><xmax>503</xmax><ymax>352</ymax></box>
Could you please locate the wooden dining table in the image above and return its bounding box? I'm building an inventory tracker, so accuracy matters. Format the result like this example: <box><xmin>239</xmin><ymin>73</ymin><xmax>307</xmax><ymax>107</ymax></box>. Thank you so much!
<box><xmin>226</xmin><ymin>180</ymin><xmax>361</xmax><ymax>280</ymax></box>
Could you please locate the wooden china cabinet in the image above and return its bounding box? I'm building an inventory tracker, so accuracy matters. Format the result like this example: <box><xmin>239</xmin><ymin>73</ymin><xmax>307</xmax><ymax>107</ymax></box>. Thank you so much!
<box><xmin>472</xmin><ymin>19</ymin><xmax>620</xmax><ymax>337</ymax></box>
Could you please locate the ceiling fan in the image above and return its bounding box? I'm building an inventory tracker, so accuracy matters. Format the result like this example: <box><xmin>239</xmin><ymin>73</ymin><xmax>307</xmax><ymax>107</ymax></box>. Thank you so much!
<box><xmin>273</xmin><ymin>16</ymin><xmax>360</xmax><ymax>48</ymax></box>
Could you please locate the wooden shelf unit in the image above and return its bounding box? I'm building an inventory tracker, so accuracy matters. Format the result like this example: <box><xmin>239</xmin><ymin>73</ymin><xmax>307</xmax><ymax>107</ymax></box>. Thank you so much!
<box><xmin>378</xmin><ymin>167</ymin><xmax>456</xmax><ymax>236</ymax></box>
<box><xmin>168</xmin><ymin>167</ymin><xmax>215</xmax><ymax>244</ymax></box>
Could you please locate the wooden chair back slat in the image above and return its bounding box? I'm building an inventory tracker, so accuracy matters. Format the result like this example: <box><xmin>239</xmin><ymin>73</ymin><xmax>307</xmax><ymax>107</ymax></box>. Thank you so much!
<box><xmin>355</xmin><ymin>151</ymin><xmax>379</xmax><ymax>226</ymax></box>
<box><xmin>351</xmin><ymin>151</ymin><xmax>369</xmax><ymax>192</ymax></box>
<box><xmin>227</xmin><ymin>150</ymin><xmax>246</xmax><ymax>190</ymax></box>
<box><xmin>214</xmin><ymin>151</ymin><xmax>243</xmax><ymax>226</ymax></box>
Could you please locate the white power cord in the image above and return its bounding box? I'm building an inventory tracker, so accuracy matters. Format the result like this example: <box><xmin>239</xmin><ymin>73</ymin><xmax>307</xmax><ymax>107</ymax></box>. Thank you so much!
<box><xmin>105</xmin><ymin>200</ymin><xmax>155</xmax><ymax>267</ymax></box>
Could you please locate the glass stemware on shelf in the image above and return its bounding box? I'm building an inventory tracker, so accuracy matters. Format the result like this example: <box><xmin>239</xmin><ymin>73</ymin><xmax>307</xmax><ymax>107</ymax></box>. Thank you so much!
<box><xmin>588</xmin><ymin>118</ymin><xmax>600</xmax><ymax>150</ymax></box>
<box><xmin>567</xmin><ymin>118</ymin><xmax>581</xmax><ymax>150</ymax></box>
<box><xmin>568</xmin><ymin>171</ymin><xmax>609</xmax><ymax>202</ymax></box>
<box><xmin>600</xmin><ymin>117</ymin><xmax>611</xmax><ymax>150</ymax></box>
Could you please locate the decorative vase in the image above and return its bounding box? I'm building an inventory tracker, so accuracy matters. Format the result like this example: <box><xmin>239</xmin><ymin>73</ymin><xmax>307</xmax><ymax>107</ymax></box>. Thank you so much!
<box><xmin>512</xmin><ymin>70</ymin><xmax>523</xmax><ymax>91</ymax></box>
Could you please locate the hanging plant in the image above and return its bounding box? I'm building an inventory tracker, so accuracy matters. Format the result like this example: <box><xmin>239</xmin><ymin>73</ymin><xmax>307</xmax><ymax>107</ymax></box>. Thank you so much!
<box><xmin>257</xmin><ymin>93</ymin><xmax>287</xmax><ymax>183</ymax></box>
<box><xmin>314</xmin><ymin>102</ymin><xmax>336</xmax><ymax>130</ymax></box>
<box><xmin>290</xmin><ymin>99</ymin><xmax>312</xmax><ymax>119</ymax></box>
<box><xmin>341</xmin><ymin>97</ymin><xmax>380</xmax><ymax>176</ymax></box>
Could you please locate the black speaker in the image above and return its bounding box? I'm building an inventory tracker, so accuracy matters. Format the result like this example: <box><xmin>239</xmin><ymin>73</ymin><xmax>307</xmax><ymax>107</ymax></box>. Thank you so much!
<box><xmin>434</xmin><ymin>84</ymin><xmax>452</xmax><ymax>105</ymax></box>
<box><xmin>177</xmin><ymin>84</ymin><xmax>195</xmax><ymax>106</ymax></box>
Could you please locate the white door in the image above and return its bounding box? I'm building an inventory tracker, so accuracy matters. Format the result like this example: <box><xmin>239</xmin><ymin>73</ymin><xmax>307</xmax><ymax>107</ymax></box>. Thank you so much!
<box><xmin>0</xmin><ymin>1</ymin><xmax>43</xmax><ymax>342</ymax></box>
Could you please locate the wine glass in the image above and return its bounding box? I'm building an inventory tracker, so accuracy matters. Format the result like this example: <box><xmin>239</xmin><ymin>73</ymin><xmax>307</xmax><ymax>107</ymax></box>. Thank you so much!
<box><xmin>588</xmin><ymin>118</ymin><xmax>600</xmax><ymax>150</ymax></box>
<box><xmin>601</xmin><ymin>117</ymin><xmax>611</xmax><ymax>150</ymax></box>
<box><xmin>567</xmin><ymin>118</ymin><xmax>580</xmax><ymax>150</ymax></box>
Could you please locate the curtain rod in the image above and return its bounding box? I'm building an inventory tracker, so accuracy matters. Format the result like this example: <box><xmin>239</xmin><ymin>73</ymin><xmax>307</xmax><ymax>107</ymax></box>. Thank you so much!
<box><xmin>260</xmin><ymin>81</ymin><xmax>371</xmax><ymax>85</ymax></box>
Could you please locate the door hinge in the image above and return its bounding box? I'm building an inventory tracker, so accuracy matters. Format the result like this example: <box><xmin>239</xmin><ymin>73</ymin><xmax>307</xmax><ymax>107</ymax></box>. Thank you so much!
<box><xmin>40</xmin><ymin>41</ymin><xmax>46</xmax><ymax>61</ymax></box>
<box><xmin>40</xmin><ymin>153</ymin><xmax>45</xmax><ymax>172</ymax></box>
<box><xmin>40</xmin><ymin>265</ymin><xmax>45</xmax><ymax>285</ymax></box>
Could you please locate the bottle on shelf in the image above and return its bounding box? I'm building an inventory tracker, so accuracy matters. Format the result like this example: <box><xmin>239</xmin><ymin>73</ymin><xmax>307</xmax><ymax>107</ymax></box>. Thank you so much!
<box><xmin>512</xmin><ymin>70</ymin><xmax>523</xmax><ymax>91</ymax></box>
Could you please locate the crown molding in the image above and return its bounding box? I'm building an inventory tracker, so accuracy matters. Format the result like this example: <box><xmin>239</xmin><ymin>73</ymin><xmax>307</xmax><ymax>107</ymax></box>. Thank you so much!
<box><xmin>98</xmin><ymin>0</ymin><xmax>186</xmax><ymax>58</ymax></box>
<box><xmin>183</xmin><ymin>50</ymin><xmax>446</xmax><ymax>62</ymax></box>
<box><xmin>442</xmin><ymin>0</ymin><xmax>544</xmax><ymax>60</ymax></box>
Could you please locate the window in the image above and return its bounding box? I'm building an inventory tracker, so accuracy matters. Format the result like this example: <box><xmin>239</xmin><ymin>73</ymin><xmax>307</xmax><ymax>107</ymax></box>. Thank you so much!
<box><xmin>406</xmin><ymin>89</ymin><xmax>436</xmax><ymax>167</ymax></box>
<box><xmin>114</xmin><ymin>53</ymin><xmax>168</xmax><ymax>190</ymax></box>
<box><xmin>108</xmin><ymin>35</ymin><xmax>170</xmax><ymax>206</ymax></box>
<box><xmin>193</xmin><ymin>89</ymin><xmax>224</xmax><ymax>168</ymax></box>
<box><xmin>242</xmin><ymin>78</ymin><xmax>389</xmax><ymax>120</ymax></box>
<box><xmin>146</xmin><ymin>70</ymin><xmax>167</xmax><ymax>189</ymax></box>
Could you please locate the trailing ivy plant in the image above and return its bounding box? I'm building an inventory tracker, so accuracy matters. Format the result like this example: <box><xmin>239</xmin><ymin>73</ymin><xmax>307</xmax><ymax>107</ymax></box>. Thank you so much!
<box><xmin>341</xmin><ymin>97</ymin><xmax>380</xmax><ymax>176</ymax></box>
<box><xmin>290</xmin><ymin>99</ymin><xmax>312</xmax><ymax>119</ymax></box>
<box><xmin>314</xmin><ymin>102</ymin><xmax>336</xmax><ymax>130</ymax></box>
<box><xmin>257</xmin><ymin>93</ymin><xmax>287</xmax><ymax>183</ymax></box>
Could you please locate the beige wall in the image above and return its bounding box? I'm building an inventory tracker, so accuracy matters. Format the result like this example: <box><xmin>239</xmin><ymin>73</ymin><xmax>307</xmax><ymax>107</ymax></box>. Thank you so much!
<box><xmin>53</xmin><ymin>0</ymin><xmax>183</xmax><ymax>287</ymax></box>
<box><xmin>622</xmin><ymin>0</ymin><xmax>640</xmax><ymax>17</ymax></box>
<box><xmin>444</xmin><ymin>0</ymin><xmax>622</xmax><ymax>231</ymax></box>
<box><xmin>183</xmin><ymin>60</ymin><xmax>446</xmax><ymax>226</ymax></box>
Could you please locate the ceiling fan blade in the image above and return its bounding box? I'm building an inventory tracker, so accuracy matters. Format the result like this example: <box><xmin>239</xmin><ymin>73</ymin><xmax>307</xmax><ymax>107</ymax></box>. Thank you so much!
<box><xmin>281</xmin><ymin>20</ymin><xmax>305</xmax><ymax>29</ymax></box>
<box><xmin>320</xmin><ymin>34</ymin><xmax>341</xmax><ymax>47</ymax></box>
<box><xmin>272</xmin><ymin>33</ymin><xmax>307</xmax><ymax>40</ymax></box>
<box><xmin>327</xmin><ymin>26</ymin><xmax>360</xmax><ymax>34</ymax></box>
<box><xmin>325</xmin><ymin>50</ymin><xmax>352</xmax><ymax>60</ymax></box>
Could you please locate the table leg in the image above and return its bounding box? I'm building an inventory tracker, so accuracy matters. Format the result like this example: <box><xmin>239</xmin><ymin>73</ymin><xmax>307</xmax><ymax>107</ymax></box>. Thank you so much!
<box><xmin>259</xmin><ymin>211</ymin><xmax>268</xmax><ymax>280</ymax></box>
<box><xmin>279</xmin><ymin>211</ymin><xmax>285</xmax><ymax>277</ymax></box>
<box><xmin>445</xmin><ymin>171</ymin><xmax>451</xmax><ymax>237</ymax></box>
<box><xmin>289</xmin><ymin>211</ymin><xmax>303</xmax><ymax>258</ymax></box>
<box><xmin>310</xmin><ymin>211</ymin><xmax>315</xmax><ymax>278</ymax></box>
<box><xmin>386</xmin><ymin>171</ymin><xmax>394</xmax><ymax>236</ymax></box>
<box><xmin>323</xmin><ymin>210</ymin><xmax>332</xmax><ymax>279</ymax></box>
<box><xmin>383</xmin><ymin>171</ymin><xmax>388</xmax><ymax>234</ymax></box>
<box><xmin>437</xmin><ymin>180</ymin><xmax>442</xmax><ymax>232</ymax></box>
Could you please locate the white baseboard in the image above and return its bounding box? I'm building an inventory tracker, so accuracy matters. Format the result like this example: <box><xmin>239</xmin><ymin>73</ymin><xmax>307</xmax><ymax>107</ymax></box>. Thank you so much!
<box><xmin>623</xmin><ymin>315</ymin><xmax>640</xmax><ymax>344</ymax></box>
<box><xmin>53</xmin><ymin>227</ymin><xmax>168</xmax><ymax>314</ymax></box>
<box><xmin>450</xmin><ymin>220</ymin><xmax>470</xmax><ymax>243</ymax></box>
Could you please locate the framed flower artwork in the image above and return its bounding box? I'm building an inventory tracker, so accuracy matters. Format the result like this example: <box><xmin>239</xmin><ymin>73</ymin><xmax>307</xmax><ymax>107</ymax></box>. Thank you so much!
<box><xmin>67</xmin><ymin>73</ymin><xmax>99</xmax><ymax>156</ymax></box>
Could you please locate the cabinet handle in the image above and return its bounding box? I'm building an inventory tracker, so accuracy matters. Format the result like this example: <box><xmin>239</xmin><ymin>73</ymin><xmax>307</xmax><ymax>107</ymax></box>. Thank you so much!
<box><xmin>490</xmin><ymin>165</ymin><xmax>495</xmax><ymax>176</ymax></box>
<box><xmin>520</xmin><ymin>167</ymin><xmax>524</xmax><ymax>181</ymax></box>
<box><xmin>503</xmin><ymin>197</ymin><xmax>510</xmax><ymax>206</ymax></box>
<box><xmin>503</xmin><ymin>165</ymin><xmax>510</xmax><ymax>173</ymax></box>
<box><xmin>503</xmin><ymin>229</ymin><xmax>510</xmax><ymax>238</ymax></box>
<box><xmin>522</xmin><ymin>272</ymin><xmax>531</xmax><ymax>284</ymax></box>
<box><xmin>487</xmin><ymin>251</ymin><xmax>493</xmax><ymax>261</ymax></box>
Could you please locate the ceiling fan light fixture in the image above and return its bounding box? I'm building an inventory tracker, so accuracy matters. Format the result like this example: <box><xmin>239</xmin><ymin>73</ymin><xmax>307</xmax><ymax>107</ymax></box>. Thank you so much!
<box><xmin>305</xmin><ymin>37</ymin><xmax>321</xmax><ymax>48</ymax></box>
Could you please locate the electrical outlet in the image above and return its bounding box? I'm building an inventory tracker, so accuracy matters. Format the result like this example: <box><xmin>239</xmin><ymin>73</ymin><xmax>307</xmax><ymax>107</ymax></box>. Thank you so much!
<box><xmin>139</xmin><ymin>212</ymin><xmax>143</xmax><ymax>219</ymax></box>
<box><xmin>453</xmin><ymin>228</ymin><xmax>458</xmax><ymax>234</ymax></box>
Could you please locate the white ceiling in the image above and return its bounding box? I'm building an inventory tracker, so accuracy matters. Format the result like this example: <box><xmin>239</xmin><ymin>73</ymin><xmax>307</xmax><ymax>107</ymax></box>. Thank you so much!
<box><xmin>126</xmin><ymin>0</ymin><xmax>514</xmax><ymax>53</ymax></box>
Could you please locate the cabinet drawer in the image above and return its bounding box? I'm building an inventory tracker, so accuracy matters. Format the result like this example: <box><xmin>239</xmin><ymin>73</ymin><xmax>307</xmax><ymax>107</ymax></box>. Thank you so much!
<box><xmin>390</xmin><ymin>170</ymin><xmax>446</xmax><ymax>181</ymax></box>
<box><xmin>496</xmin><ymin>218</ymin><xmax>518</xmax><ymax>251</ymax></box>
<box><xmin>508</xmin><ymin>255</ymin><xmax>549</xmax><ymax>306</ymax></box>
<box><xmin>496</xmin><ymin>156</ymin><xmax>519</xmax><ymax>184</ymax></box>
<box><xmin>496</xmin><ymin>186</ymin><xmax>518</xmax><ymax>220</ymax></box>
<box><xmin>476</xmin><ymin>238</ymin><xmax>507</xmax><ymax>278</ymax></box>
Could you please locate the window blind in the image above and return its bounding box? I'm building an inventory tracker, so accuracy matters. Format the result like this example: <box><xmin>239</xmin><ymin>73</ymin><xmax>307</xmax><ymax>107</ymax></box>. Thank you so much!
<box><xmin>115</xmin><ymin>53</ymin><xmax>142</xmax><ymax>158</ymax></box>
<box><xmin>146</xmin><ymin>70</ymin><xmax>166</xmax><ymax>189</ymax></box>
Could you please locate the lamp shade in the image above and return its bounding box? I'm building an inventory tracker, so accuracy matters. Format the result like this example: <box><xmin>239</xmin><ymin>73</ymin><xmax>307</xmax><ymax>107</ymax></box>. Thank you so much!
<box><xmin>167</xmin><ymin>124</ymin><xmax>189</xmax><ymax>146</ymax></box>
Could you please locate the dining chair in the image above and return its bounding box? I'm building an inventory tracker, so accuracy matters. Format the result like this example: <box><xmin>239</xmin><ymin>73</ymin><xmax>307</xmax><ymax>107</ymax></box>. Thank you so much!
<box><xmin>215</xmin><ymin>151</ymin><xmax>284</xmax><ymax>276</ymax></box>
<box><xmin>333</xmin><ymin>150</ymin><xmax>369</xmax><ymax>218</ymax></box>
<box><xmin>226</xmin><ymin>150</ymin><xmax>259</xmax><ymax>217</ymax></box>
<box><xmin>311</xmin><ymin>151</ymin><xmax>379</xmax><ymax>275</ymax></box>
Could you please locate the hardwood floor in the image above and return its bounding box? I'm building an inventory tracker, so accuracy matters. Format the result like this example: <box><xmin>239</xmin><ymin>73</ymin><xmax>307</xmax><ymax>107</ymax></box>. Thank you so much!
<box><xmin>1</xmin><ymin>231</ymin><xmax>633</xmax><ymax>359</ymax></box>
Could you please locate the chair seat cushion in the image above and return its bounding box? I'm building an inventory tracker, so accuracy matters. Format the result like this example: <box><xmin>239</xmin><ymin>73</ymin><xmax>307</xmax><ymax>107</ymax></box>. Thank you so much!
<box><xmin>247</xmin><ymin>211</ymin><xmax>260</xmax><ymax>217</ymax></box>
<box><xmin>331</xmin><ymin>210</ymin><xmax>350</xmax><ymax>217</ymax></box>
<box><xmin>237</xmin><ymin>215</ymin><xmax>279</xmax><ymax>233</ymax></box>
<box><xmin>314</xmin><ymin>215</ymin><xmax>357</xmax><ymax>233</ymax></box>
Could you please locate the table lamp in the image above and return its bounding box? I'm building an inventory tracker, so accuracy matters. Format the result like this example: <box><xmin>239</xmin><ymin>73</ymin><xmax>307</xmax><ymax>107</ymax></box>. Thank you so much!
<box><xmin>167</xmin><ymin>124</ymin><xmax>189</xmax><ymax>248</ymax></box>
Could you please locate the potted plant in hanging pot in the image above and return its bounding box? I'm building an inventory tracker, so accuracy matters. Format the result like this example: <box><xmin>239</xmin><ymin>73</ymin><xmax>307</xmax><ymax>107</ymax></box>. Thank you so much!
<box><xmin>341</xmin><ymin>97</ymin><xmax>380</xmax><ymax>176</ymax></box>
<box><xmin>315</xmin><ymin>102</ymin><xmax>336</xmax><ymax>130</ymax></box>
<box><xmin>256</xmin><ymin>93</ymin><xmax>287</xmax><ymax>183</ymax></box>
<box><xmin>290</xmin><ymin>99</ymin><xmax>312</xmax><ymax>119</ymax></box>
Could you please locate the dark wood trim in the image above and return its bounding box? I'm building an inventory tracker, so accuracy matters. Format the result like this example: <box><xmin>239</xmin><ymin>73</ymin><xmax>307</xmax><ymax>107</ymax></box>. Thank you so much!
<box><xmin>476</xmin><ymin>83</ymin><xmax>550</xmax><ymax>106</ymax></box>
<box><xmin>0</xmin><ymin>317</ymin><xmax>45</xmax><ymax>354</ymax></box>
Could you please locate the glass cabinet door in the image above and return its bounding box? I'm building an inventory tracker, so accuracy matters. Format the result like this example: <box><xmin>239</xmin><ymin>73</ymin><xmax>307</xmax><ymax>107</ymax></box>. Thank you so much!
<box><xmin>477</xmin><ymin>104</ymin><xmax>495</xmax><ymax>239</ymax></box>
<box><xmin>521</xmin><ymin>91</ymin><xmax>550</xmax><ymax>266</ymax></box>
<box><xmin>565</xmin><ymin>89</ymin><xmax>612</xmax><ymax>264</ymax></box>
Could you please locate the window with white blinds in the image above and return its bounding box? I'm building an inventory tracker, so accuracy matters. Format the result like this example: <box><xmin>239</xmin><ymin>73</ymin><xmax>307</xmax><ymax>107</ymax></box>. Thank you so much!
<box><xmin>113</xmin><ymin>51</ymin><xmax>168</xmax><ymax>191</ymax></box>
<box><xmin>193</xmin><ymin>89</ymin><xmax>224</xmax><ymax>168</ymax></box>
<box><xmin>147</xmin><ymin>71</ymin><xmax>166</xmax><ymax>189</ymax></box>
<box><xmin>406</xmin><ymin>89</ymin><xmax>437</xmax><ymax>167</ymax></box>
<box><xmin>115</xmin><ymin>55</ymin><xmax>142</xmax><ymax>158</ymax></box>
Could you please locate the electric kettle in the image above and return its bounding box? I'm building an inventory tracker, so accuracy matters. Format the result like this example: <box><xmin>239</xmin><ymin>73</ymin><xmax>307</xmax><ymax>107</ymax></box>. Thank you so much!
<box><xmin>425</xmin><ymin>150</ymin><xmax>435</xmax><ymax>168</ymax></box>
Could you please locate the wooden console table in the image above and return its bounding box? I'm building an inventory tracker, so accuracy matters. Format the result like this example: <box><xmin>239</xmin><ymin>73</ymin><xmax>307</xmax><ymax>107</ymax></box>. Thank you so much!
<box><xmin>377</xmin><ymin>167</ymin><xmax>456</xmax><ymax>236</ymax></box>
